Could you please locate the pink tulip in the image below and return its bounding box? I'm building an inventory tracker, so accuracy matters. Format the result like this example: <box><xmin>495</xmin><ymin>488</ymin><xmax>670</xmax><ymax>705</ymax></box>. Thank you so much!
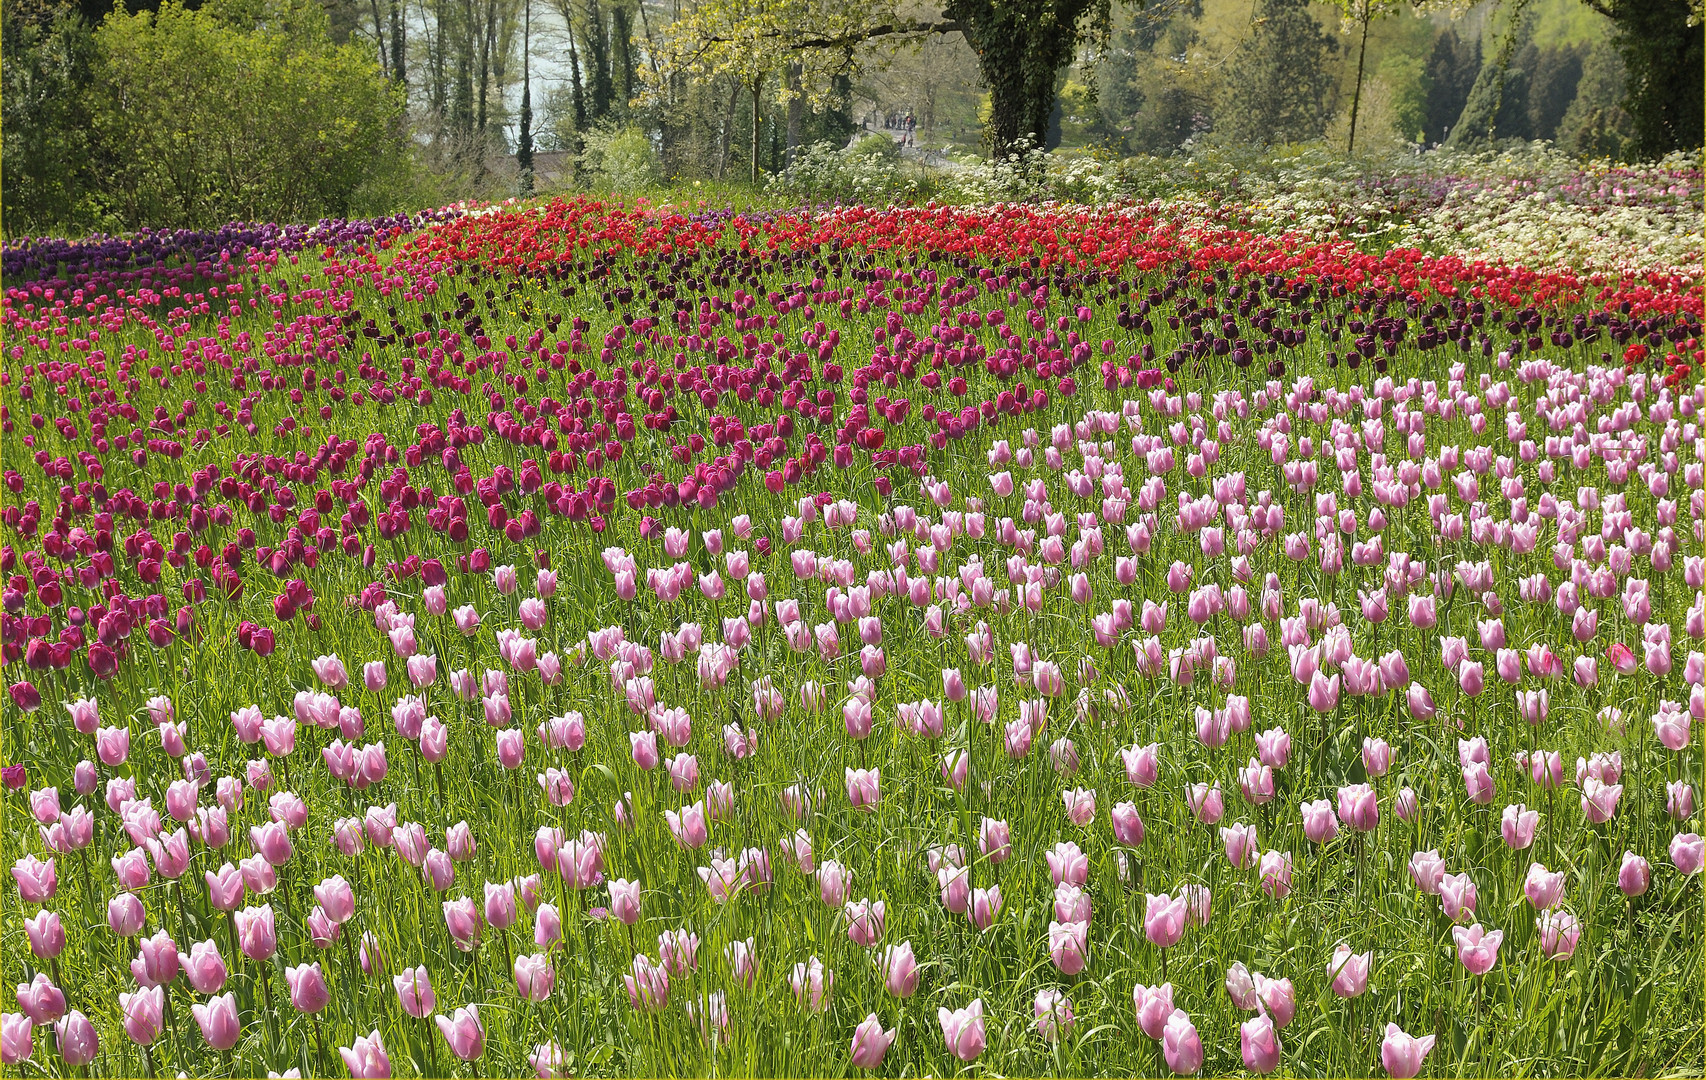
<box><xmin>1537</xmin><ymin>909</ymin><xmax>1582</xmax><ymax>960</ymax></box>
<box><xmin>790</xmin><ymin>956</ymin><xmax>833</xmax><ymax>1012</ymax></box>
<box><xmin>1034</xmin><ymin>988</ymin><xmax>1075</xmax><ymax>1042</ymax></box>
<box><xmin>286</xmin><ymin>962</ymin><xmax>330</xmax><ymax>1013</ymax></box>
<box><xmin>1462</xmin><ymin>761</ymin><xmax>1495</xmax><ymax>804</ymax></box>
<box><xmin>845</xmin><ymin>767</ymin><xmax>880</xmax><ymax>811</ymax></box>
<box><xmin>1307</xmin><ymin>671</ymin><xmax>1340</xmax><ymax>712</ymax></box>
<box><xmin>1134</xmin><ymin>981</ymin><xmax>1175</xmax><ymax>1038</ymax></box>
<box><xmin>1254</xmin><ymin>974</ymin><xmax>1296</xmax><ymax>1027</ymax></box>
<box><xmin>179</xmin><ymin>939</ymin><xmax>228</xmax><ymax>994</ymax></box>
<box><xmin>938</xmin><ymin>865</ymin><xmax>970</xmax><ymax>913</ymax></box>
<box><xmin>1062</xmin><ymin>786</ymin><xmax>1097</xmax><ymax>825</ymax></box>
<box><xmin>107</xmin><ymin>892</ymin><xmax>146</xmax><ymax>937</ymax></box>
<box><xmin>340</xmin><ymin>1030</ymin><xmax>392</xmax><ymax>1079</ymax></box>
<box><xmin>1255</xmin><ymin>727</ymin><xmax>1291</xmax><ymax>769</ymax></box>
<box><xmin>1225</xmin><ymin>962</ymin><xmax>1257</xmax><ymax>1010</ymax></box>
<box><xmin>1337</xmin><ymin>784</ymin><xmax>1378</xmax><ymax>831</ymax></box>
<box><xmin>881</xmin><ymin>941</ymin><xmax>918</xmax><ymax>996</ymax></box>
<box><xmin>1326</xmin><ymin>942</ymin><xmax>1371</xmax><ymax>997</ymax></box>
<box><xmin>22</xmin><ymin>911</ymin><xmax>63</xmax><ymax>961</ymax></box>
<box><xmin>1188</xmin><ymin>782</ymin><xmax>1224</xmax><ymax>824</ymax></box>
<box><xmin>54</xmin><ymin>1011</ymin><xmax>98</xmax><ymax>1067</ymax></box>
<box><xmin>1502</xmin><ymin>805</ymin><xmax>1539</xmax><ymax>849</ymax></box>
<box><xmin>1259</xmin><ymin>851</ymin><xmax>1292</xmax><ymax>898</ymax></box>
<box><xmin>514</xmin><ymin>953</ymin><xmax>555</xmax><ymax>1002</ymax></box>
<box><xmin>850</xmin><ymin>1014</ymin><xmax>896</xmax><ymax>1068</ymax></box>
<box><xmin>395</xmin><ymin>966</ymin><xmax>435</xmax><ymax>1017</ymax></box>
<box><xmin>1672</xmin><ymin>833</ymin><xmax>1705</xmax><ymax>875</ymax></box>
<box><xmin>1452</xmin><ymin>923</ymin><xmax>1502</xmax><ymax>974</ymax></box>
<box><xmin>1144</xmin><ymin>892</ymin><xmax>1187</xmax><ymax>948</ymax></box>
<box><xmin>1162</xmin><ymin>1009</ymin><xmax>1204</xmax><ymax>1074</ymax></box>
<box><xmin>1439</xmin><ymin>872</ymin><xmax>1477</xmax><ymax>921</ymax></box>
<box><xmin>845</xmin><ymin>898</ymin><xmax>886</xmax><ymax>946</ymax></box>
<box><xmin>1619</xmin><ymin>851</ymin><xmax>1652</xmax><ymax>896</ymax></box>
<box><xmin>15</xmin><ymin>973</ymin><xmax>64</xmax><ymax>1026</ymax></box>
<box><xmin>129</xmin><ymin>929</ymin><xmax>179</xmax><ymax>987</ymax></box>
<box><xmin>1361</xmin><ymin>736</ymin><xmax>1392</xmax><ymax>777</ymax></box>
<box><xmin>818</xmin><ymin>860</ymin><xmax>854</xmax><ymax>907</ymax></box>
<box><xmin>1049</xmin><ymin>919</ymin><xmax>1089</xmax><ymax>974</ymax></box>
<box><xmin>938</xmin><ymin>999</ymin><xmax>986</xmax><ymax>1061</ymax></box>
<box><xmin>191</xmin><ymin>992</ymin><xmax>241</xmax><ymax>1051</ymax></box>
<box><xmin>1241</xmin><ymin>1009</ymin><xmax>1282</xmax><ymax>1073</ymax></box>
<box><xmin>119</xmin><ymin>986</ymin><xmax>164</xmax><ymax>1046</ymax></box>
<box><xmin>1223</xmin><ymin>822</ymin><xmax>1260</xmax><ymax>867</ymax></box>
<box><xmin>1122</xmin><ymin>742</ymin><xmax>1160</xmax><ymax>787</ymax></box>
<box><xmin>436</xmin><ymin>1005</ymin><xmax>485</xmax><ymax>1061</ymax></box>
<box><xmin>1581</xmin><ymin>777</ymin><xmax>1623</xmax><ymax>823</ymax></box>
<box><xmin>235</xmin><ymin>904</ymin><xmax>276</xmax><ymax>961</ymax></box>
<box><xmin>1380</xmin><ymin>1023</ymin><xmax>1436</xmax><ymax>1078</ymax></box>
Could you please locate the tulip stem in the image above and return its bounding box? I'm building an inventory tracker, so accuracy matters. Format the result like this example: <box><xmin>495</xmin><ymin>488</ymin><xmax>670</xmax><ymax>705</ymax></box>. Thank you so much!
<box><xmin>499</xmin><ymin>927</ymin><xmax>514</xmax><ymax>995</ymax></box>
<box><xmin>259</xmin><ymin>963</ymin><xmax>279</xmax><ymax>1058</ymax></box>
<box><xmin>313</xmin><ymin>1012</ymin><xmax>330</xmax><ymax>1077</ymax></box>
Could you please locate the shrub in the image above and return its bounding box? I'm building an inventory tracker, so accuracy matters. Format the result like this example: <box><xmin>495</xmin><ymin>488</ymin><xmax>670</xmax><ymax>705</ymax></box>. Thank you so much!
<box><xmin>90</xmin><ymin>0</ymin><xmax>405</xmax><ymax>229</ymax></box>
<box><xmin>580</xmin><ymin>125</ymin><xmax>662</xmax><ymax>190</ymax></box>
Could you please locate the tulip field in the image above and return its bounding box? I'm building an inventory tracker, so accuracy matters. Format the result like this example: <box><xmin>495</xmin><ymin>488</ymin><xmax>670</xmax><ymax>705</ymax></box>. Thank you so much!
<box><xmin>1</xmin><ymin>188</ymin><xmax>1703</xmax><ymax>1078</ymax></box>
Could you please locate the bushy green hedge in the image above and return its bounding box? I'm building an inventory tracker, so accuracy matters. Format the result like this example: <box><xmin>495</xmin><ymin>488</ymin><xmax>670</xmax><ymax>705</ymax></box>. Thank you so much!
<box><xmin>3</xmin><ymin>0</ymin><xmax>415</xmax><ymax>235</ymax></box>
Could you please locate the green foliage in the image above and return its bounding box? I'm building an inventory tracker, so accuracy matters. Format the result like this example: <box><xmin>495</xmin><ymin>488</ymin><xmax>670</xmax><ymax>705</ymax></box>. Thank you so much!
<box><xmin>1</xmin><ymin>0</ymin><xmax>103</xmax><ymax>235</ymax></box>
<box><xmin>1602</xmin><ymin>0</ymin><xmax>1704</xmax><ymax>156</ymax></box>
<box><xmin>1422</xmin><ymin>27</ymin><xmax>1478</xmax><ymax>145</ymax></box>
<box><xmin>1554</xmin><ymin>40</ymin><xmax>1636</xmax><ymax>159</ymax></box>
<box><xmin>578</xmin><ymin>123</ymin><xmax>662</xmax><ymax>188</ymax></box>
<box><xmin>849</xmin><ymin>132</ymin><xmax>901</xmax><ymax>160</ymax></box>
<box><xmin>86</xmin><ymin>0</ymin><xmax>407</xmax><ymax>229</ymax></box>
<box><xmin>1217</xmin><ymin>0</ymin><xmax>1338</xmax><ymax>146</ymax></box>
<box><xmin>766</xmin><ymin>137</ymin><xmax>926</xmax><ymax>201</ymax></box>
<box><xmin>1378</xmin><ymin>51</ymin><xmax>1429</xmax><ymax>144</ymax></box>
<box><xmin>1093</xmin><ymin>0</ymin><xmax>1215</xmax><ymax>156</ymax></box>
<box><xmin>1491</xmin><ymin>41</ymin><xmax>1586</xmax><ymax>142</ymax></box>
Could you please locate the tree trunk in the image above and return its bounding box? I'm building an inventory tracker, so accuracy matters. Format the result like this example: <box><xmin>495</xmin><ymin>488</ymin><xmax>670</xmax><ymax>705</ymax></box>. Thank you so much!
<box><xmin>786</xmin><ymin>61</ymin><xmax>802</xmax><ymax>168</ymax></box>
<box><xmin>949</xmin><ymin>0</ymin><xmax>1086</xmax><ymax>161</ymax></box>
<box><xmin>750</xmin><ymin>71</ymin><xmax>763</xmax><ymax>185</ymax></box>
<box><xmin>566</xmin><ymin>20</ymin><xmax>587</xmax><ymax>149</ymax></box>
<box><xmin>715</xmin><ymin>77</ymin><xmax>740</xmax><ymax>179</ymax></box>
<box><xmin>518</xmin><ymin>0</ymin><xmax>533</xmax><ymax>193</ymax></box>
<box><xmin>389</xmin><ymin>0</ymin><xmax>405</xmax><ymax>84</ymax></box>
<box><xmin>585</xmin><ymin>0</ymin><xmax>612</xmax><ymax>120</ymax></box>
<box><xmin>1346</xmin><ymin>0</ymin><xmax>1370</xmax><ymax>154</ymax></box>
<box><xmin>453</xmin><ymin>0</ymin><xmax>474</xmax><ymax>139</ymax></box>
<box><xmin>478</xmin><ymin>0</ymin><xmax>496</xmax><ymax>133</ymax></box>
<box><xmin>611</xmin><ymin>5</ymin><xmax>634</xmax><ymax>112</ymax></box>
<box><xmin>369</xmin><ymin>0</ymin><xmax>387</xmax><ymax>76</ymax></box>
<box><xmin>426</xmin><ymin>0</ymin><xmax>445</xmax><ymax>118</ymax></box>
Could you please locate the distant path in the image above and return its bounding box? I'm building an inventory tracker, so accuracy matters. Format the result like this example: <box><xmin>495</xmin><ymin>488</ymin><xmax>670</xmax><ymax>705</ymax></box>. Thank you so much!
<box><xmin>845</xmin><ymin>129</ymin><xmax>969</xmax><ymax>170</ymax></box>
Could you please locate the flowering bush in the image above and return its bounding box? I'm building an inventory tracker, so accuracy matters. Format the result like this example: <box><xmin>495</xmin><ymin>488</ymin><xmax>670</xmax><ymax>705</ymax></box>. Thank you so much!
<box><xmin>0</xmin><ymin>195</ymin><xmax>1701</xmax><ymax>1077</ymax></box>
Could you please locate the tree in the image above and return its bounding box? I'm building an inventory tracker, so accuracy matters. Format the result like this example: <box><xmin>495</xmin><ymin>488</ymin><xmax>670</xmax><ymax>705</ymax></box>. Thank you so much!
<box><xmin>1443</xmin><ymin>0</ymin><xmax>1532</xmax><ymax>149</ymax></box>
<box><xmin>91</xmin><ymin>0</ymin><xmax>406</xmax><ymax>227</ymax></box>
<box><xmin>942</xmin><ymin>0</ymin><xmax>1096</xmax><ymax>158</ymax></box>
<box><xmin>517</xmin><ymin>0</ymin><xmax>534</xmax><ymax>193</ymax></box>
<box><xmin>1578</xmin><ymin>0</ymin><xmax>1703</xmax><ymax>155</ymax></box>
<box><xmin>1218</xmin><ymin>0</ymin><xmax>1336</xmax><ymax>146</ymax></box>
<box><xmin>1421</xmin><ymin>25</ymin><xmax>1477</xmax><ymax>144</ymax></box>
<box><xmin>2</xmin><ymin>0</ymin><xmax>101</xmax><ymax>234</ymax></box>
<box><xmin>1555</xmin><ymin>39</ymin><xmax>1634</xmax><ymax>157</ymax></box>
<box><xmin>651</xmin><ymin>0</ymin><xmax>1124</xmax><ymax>163</ymax></box>
<box><xmin>1326</xmin><ymin>0</ymin><xmax>1409</xmax><ymax>153</ymax></box>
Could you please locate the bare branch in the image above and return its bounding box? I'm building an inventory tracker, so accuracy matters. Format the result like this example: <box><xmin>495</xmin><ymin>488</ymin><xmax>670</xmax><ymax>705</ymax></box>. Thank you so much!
<box><xmin>694</xmin><ymin>18</ymin><xmax>964</xmax><ymax>50</ymax></box>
